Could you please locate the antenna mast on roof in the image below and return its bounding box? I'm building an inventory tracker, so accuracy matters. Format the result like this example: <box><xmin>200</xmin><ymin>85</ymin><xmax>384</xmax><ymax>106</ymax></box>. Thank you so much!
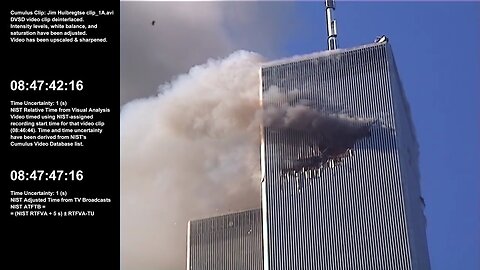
<box><xmin>325</xmin><ymin>0</ymin><xmax>338</xmax><ymax>50</ymax></box>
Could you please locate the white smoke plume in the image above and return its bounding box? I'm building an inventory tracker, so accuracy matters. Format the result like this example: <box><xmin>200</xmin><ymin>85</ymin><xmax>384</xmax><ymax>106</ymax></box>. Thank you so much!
<box><xmin>121</xmin><ymin>51</ymin><xmax>264</xmax><ymax>270</ymax></box>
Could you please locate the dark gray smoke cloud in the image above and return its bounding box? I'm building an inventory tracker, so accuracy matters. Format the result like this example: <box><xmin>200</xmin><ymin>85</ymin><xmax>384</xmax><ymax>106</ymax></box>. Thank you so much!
<box><xmin>262</xmin><ymin>85</ymin><xmax>374</xmax><ymax>144</ymax></box>
<box><xmin>261</xmin><ymin>86</ymin><xmax>375</xmax><ymax>178</ymax></box>
<box><xmin>263</xmin><ymin>104</ymin><xmax>373</xmax><ymax>145</ymax></box>
<box><xmin>264</xmin><ymin>104</ymin><xmax>371</xmax><ymax>132</ymax></box>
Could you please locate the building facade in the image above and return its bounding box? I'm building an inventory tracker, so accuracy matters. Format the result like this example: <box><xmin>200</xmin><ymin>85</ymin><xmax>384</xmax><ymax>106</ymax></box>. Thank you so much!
<box><xmin>260</xmin><ymin>43</ymin><xmax>430</xmax><ymax>269</ymax></box>
<box><xmin>187</xmin><ymin>209</ymin><xmax>263</xmax><ymax>270</ymax></box>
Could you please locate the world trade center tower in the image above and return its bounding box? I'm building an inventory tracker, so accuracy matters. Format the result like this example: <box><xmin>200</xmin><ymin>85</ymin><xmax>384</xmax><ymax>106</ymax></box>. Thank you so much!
<box><xmin>260</xmin><ymin>41</ymin><xmax>431</xmax><ymax>269</ymax></box>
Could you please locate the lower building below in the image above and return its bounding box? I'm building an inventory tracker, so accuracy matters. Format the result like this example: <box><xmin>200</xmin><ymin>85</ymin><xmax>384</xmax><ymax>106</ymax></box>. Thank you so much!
<box><xmin>187</xmin><ymin>208</ymin><xmax>263</xmax><ymax>270</ymax></box>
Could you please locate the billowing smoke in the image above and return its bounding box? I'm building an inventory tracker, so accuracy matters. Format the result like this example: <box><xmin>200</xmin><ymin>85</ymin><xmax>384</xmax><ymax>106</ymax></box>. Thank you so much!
<box><xmin>263</xmin><ymin>86</ymin><xmax>373</xmax><ymax>149</ymax></box>
<box><xmin>264</xmin><ymin>103</ymin><xmax>373</xmax><ymax>145</ymax></box>
<box><xmin>121</xmin><ymin>51</ymin><xmax>264</xmax><ymax>270</ymax></box>
<box><xmin>265</xmin><ymin>103</ymin><xmax>372</xmax><ymax>132</ymax></box>
<box><xmin>263</xmin><ymin>96</ymin><xmax>374</xmax><ymax>179</ymax></box>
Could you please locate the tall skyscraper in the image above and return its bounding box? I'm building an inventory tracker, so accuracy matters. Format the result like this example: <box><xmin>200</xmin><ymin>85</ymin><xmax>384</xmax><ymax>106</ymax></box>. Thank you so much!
<box><xmin>187</xmin><ymin>209</ymin><xmax>263</xmax><ymax>270</ymax></box>
<box><xmin>260</xmin><ymin>42</ymin><xmax>430</xmax><ymax>269</ymax></box>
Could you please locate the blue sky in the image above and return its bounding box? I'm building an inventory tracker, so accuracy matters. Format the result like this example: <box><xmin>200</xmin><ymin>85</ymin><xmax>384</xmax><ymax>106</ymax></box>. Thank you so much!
<box><xmin>268</xmin><ymin>2</ymin><xmax>479</xmax><ymax>269</ymax></box>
